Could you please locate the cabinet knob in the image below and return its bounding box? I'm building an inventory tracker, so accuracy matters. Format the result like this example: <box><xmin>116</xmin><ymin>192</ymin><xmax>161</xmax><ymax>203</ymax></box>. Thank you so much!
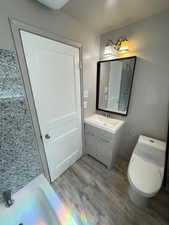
<box><xmin>45</xmin><ymin>134</ymin><xmax>50</xmax><ymax>139</ymax></box>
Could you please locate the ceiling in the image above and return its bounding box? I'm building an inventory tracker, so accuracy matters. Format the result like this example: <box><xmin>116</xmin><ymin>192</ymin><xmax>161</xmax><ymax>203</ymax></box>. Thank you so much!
<box><xmin>62</xmin><ymin>0</ymin><xmax>169</xmax><ymax>34</ymax></box>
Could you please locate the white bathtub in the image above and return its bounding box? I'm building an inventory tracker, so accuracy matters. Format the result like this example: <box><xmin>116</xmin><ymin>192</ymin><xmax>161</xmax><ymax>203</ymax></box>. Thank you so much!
<box><xmin>0</xmin><ymin>175</ymin><xmax>65</xmax><ymax>225</ymax></box>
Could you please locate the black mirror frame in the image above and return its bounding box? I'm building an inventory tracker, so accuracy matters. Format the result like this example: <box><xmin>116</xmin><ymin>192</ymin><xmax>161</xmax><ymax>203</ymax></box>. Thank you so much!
<box><xmin>96</xmin><ymin>56</ymin><xmax>137</xmax><ymax>116</ymax></box>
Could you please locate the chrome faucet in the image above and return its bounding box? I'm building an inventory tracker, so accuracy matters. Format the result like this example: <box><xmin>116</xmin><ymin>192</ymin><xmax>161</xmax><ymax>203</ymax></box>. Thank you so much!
<box><xmin>105</xmin><ymin>112</ymin><xmax>111</xmax><ymax>118</ymax></box>
<box><xmin>3</xmin><ymin>190</ymin><xmax>14</xmax><ymax>207</ymax></box>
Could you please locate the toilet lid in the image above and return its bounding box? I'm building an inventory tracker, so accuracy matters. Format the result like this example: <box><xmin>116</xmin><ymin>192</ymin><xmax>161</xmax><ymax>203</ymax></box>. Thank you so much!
<box><xmin>128</xmin><ymin>154</ymin><xmax>163</xmax><ymax>196</ymax></box>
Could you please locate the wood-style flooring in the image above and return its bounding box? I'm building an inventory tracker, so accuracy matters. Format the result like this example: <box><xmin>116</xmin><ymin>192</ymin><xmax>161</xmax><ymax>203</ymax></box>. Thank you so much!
<box><xmin>52</xmin><ymin>155</ymin><xmax>169</xmax><ymax>225</ymax></box>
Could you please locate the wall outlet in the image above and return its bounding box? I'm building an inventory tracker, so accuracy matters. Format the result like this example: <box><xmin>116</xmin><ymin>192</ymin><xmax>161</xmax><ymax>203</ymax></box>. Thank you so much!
<box><xmin>83</xmin><ymin>90</ymin><xmax>88</xmax><ymax>98</ymax></box>
<box><xmin>84</xmin><ymin>101</ymin><xmax>88</xmax><ymax>109</ymax></box>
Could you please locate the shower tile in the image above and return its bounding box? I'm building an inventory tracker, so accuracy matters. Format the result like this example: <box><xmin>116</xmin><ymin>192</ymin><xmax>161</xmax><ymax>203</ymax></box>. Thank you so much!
<box><xmin>0</xmin><ymin>49</ymin><xmax>43</xmax><ymax>203</ymax></box>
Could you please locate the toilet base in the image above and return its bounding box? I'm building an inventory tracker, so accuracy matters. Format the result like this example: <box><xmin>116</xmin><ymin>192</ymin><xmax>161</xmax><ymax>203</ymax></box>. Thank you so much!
<box><xmin>128</xmin><ymin>185</ymin><xmax>149</xmax><ymax>208</ymax></box>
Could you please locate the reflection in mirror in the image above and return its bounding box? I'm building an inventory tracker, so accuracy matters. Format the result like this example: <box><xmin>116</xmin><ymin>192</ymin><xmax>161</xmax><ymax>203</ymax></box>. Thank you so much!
<box><xmin>97</xmin><ymin>56</ymin><xmax>136</xmax><ymax>115</ymax></box>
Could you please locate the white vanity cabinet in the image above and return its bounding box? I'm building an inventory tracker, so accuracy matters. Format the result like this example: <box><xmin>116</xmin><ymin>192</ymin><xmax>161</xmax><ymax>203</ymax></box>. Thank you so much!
<box><xmin>84</xmin><ymin>114</ymin><xmax>124</xmax><ymax>169</ymax></box>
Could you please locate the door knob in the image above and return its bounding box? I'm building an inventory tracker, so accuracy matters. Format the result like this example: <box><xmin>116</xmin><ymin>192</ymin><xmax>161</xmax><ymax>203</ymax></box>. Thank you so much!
<box><xmin>45</xmin><ymin>134</ymin><xmax>50</xmax><ymax>139</ymax></box>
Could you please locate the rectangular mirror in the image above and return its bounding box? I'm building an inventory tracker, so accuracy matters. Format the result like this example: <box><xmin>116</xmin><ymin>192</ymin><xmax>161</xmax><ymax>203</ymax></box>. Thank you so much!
<box><xmin>96</xmin><ymin>56</ymin><xmax>136</xmax><ymax>116</ymax></box>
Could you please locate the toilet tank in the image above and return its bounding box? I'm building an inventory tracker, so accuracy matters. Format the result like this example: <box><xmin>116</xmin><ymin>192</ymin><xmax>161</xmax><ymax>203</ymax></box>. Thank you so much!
<box><xmin>134</xmin><ymin>135</ymin><xmax>166</xmax><ymax>167</ymax></box>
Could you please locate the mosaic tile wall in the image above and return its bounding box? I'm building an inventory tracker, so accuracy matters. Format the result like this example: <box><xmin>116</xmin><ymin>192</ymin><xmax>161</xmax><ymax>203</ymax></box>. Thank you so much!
<box><xmin>0</xmin><ymin>49</ymin><xmax>43</xmax><ymax>203</ymax></box>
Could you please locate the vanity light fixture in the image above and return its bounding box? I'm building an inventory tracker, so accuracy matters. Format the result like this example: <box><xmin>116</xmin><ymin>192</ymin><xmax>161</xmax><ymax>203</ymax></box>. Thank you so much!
<box><xmin>103</xmin><ymin>40</ymin><xmax>118</xmax><ymax>58</ymax></box>
<box><xmin>116</xmin><ymin>38</ymin><xmax>129</xmax><ymax>52</ymax></box>
<box><xmin>104</xmin><ymin>37</ymin><xmax>129</xmax><ymax>58</ymax></box>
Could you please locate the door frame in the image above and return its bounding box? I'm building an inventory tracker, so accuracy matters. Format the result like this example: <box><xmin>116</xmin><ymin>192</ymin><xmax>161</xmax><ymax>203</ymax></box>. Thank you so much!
<box><xmin>164</xmin><ymin>113</ymin><xmax>169</xmax><ymax>189</ymax></box>
<box><xmin>9</xmin><ymin>18</ymin><xmax>84</xmax><ymax>183</ymax></box>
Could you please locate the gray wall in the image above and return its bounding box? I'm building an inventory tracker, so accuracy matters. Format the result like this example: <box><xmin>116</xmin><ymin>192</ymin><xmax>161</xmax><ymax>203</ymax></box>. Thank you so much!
<box><xmin>100</xmin><ymin>12</ymin><xmax>169</xmax><ymax>160</ymax></box>
<box><xmin>0</xmin><ymin>0</ymin><xmax>99</xmax><ymax>118</ymax></box>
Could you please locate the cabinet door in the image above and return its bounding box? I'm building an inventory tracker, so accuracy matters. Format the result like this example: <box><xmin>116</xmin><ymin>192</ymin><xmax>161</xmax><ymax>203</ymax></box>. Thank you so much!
<box><xmin>85</xmin><ymin>132</ymin><xmax>98</xmax><ymax>159</ymax></box>
<box><xmin>97</xmin><ymin>137</ymin><xmax>112</xmax><ymax>168</ymax></box>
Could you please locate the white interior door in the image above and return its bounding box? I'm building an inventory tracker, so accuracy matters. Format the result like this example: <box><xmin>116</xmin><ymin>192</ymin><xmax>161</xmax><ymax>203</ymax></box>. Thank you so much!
<box><xmin>20</xmin><ymin>30</ymin><xmax>82</xmax><ymax>182</ymax></box>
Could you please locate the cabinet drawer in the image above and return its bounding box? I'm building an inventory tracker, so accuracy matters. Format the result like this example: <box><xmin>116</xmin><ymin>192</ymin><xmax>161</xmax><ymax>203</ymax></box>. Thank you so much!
<box><xmin>85</xmin><ymin>124</ymin><xmax>114</xmax><ymax>142</ymax></box>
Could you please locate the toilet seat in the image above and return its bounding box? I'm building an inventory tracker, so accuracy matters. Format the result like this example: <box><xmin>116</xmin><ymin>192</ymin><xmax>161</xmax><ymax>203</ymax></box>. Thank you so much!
<box><xmin>128</xmin><ymin>154</ymin><xmax>163</xmax><ymax>197</ymax></box>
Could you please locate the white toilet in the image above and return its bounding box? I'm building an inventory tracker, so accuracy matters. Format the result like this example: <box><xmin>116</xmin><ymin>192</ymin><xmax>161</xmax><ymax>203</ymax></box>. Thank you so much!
<box><xmin>128</xmin><ymin>135</ymin><xmax>166</xmax><ymax>207</ymax></box>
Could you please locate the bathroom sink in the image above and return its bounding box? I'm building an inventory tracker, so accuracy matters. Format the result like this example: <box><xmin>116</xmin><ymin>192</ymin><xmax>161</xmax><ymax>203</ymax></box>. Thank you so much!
<box><xmin>85</xmin><ymin>114</ymin><xmax>124</xmax><ymax>134</ymax></box>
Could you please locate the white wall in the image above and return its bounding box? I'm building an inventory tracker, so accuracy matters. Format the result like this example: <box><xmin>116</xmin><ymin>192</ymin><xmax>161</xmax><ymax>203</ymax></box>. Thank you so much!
<box><xmin>100</xmin><ymin>12</ymin><xmax>169</xmax><ymax>160</ymax></box>
<box><xmin>0</xmin><ymin>0</ymin><xmax>99</xmax><ymax>117</ymax></box>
